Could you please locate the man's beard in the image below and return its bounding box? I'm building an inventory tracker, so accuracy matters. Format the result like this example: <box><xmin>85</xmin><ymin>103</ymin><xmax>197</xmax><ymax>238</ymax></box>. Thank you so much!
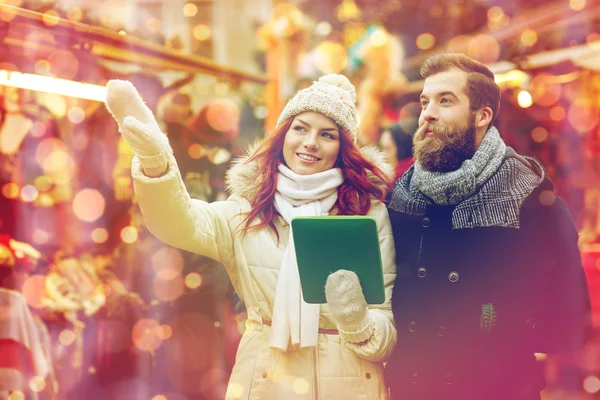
<box><xmin>412</xmin><ymin>114</ymin><xmax>477</xmax><ymax>173</ymax></box>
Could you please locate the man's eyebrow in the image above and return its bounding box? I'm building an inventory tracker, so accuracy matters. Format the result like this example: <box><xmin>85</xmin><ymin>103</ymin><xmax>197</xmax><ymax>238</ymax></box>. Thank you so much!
<box><xmin>420</xmin><ymin>91</ymin><xmax>459</xmax><ymax>100</ymax></box>
<box><xmin>295</xmin><ymin>118</ymin><xmax>338</xmax><ymax>132</ymax></box>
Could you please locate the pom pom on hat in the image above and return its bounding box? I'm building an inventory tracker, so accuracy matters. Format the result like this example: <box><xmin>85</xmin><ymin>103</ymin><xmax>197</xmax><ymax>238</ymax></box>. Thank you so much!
<box><xmin>317</xmin><ymin>74</ymin><xmax>356</xmax><ymax>102</ymax></box>
<box><xmin>276</xmin><ymin>74</ymin><xmax>358</xmax><ymax>141</ymax></box>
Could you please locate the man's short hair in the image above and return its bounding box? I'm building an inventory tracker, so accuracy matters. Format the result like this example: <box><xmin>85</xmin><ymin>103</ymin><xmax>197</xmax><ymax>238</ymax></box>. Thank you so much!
<box><xmin>420</xmin><ymin>53</ymin><xmax>500</xmax><ymax>126</ymax></box>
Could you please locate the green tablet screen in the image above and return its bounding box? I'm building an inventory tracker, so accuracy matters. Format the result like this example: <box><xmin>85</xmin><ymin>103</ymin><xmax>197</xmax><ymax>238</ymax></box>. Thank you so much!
<box><xmin>291</xmin><ymin>216</ymin><xmax>385</xmax><ymax>305</ymax></box>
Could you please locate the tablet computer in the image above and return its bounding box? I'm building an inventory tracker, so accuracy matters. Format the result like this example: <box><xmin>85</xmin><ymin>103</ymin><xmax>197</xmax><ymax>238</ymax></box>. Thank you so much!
<box><xmin>291</xmin><ymin>216</ymin><xmax>385</xmax><ymax>305</ymax></box>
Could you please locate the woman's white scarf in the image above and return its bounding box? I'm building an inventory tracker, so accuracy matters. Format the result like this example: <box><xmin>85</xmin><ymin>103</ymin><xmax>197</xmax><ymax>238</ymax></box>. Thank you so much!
<box><xmin>269</xmin><ymin>164</ymin><xmax>344</xmax><ymax>350</ymax></box>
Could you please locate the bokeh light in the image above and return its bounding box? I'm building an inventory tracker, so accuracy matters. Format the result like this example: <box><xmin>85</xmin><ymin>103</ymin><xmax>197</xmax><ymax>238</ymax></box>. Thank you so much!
<box><xmin>73</xmin><ymin>189</ymin><xmax>106</xmax><ymax>222</ymax></box>
<box><xmin>517</xmin><ymin>90</ymin><xmax>533</xmax><ymax>108</ymax></box>
<box><xmin>132</xmin><ymin>319</ymin><xmax>163</xmax><ymax>352</ymax></box>
<box><xmin>22</xmin><ymin>275</ymin><xmax>46</xmax><ymax>309</ymax></box>
<box><xmin>21</xmin><ymin>185</ymin><xmax>38</xmax><ymax>202</ymax></box>
<box><xmin>467</xmin><ymin>34</ymin><xmax>500</xmax><ymax>64</ymax></box>
<box><xmin>570</xmin><ymin>0</ymin><xmax>586</xmax><ymax>11</ymax></box>
<box><xmin>91</xmin><ymin>228</ymin><xmax>109</xmax><ymax>243</ymax></box>
<box><xmin>29</xmin><ymin>376</ymin><xmax>46</xmax><ymax>393</ymax></box>
<box><xmin>67</xmin><ymin>106</ymin><xmax>85</xmax><ymax>124</ymax></box>
<box><xmin>416</xmin><ymin>33</ymin><xmax>435</xmax><ymax>50</ymax></box>
<box><xmin>531</xmin><ymin>127</ymin><xmax>548</xmax><ymax>143</ymax></box>
<box><xmin>293</xmin><ymin>377</ymin><xmax>310</xmax><ymax>394</ymax></box>
<box><xmin>121</xmin><ymin>226</ymin><xmax>138</xmax><ymax>244</ymax></box>
<box><xmin>152</xmin><ymin>247</ymin><xmax>185</xmax><ymax>279</ymax></box>
<box><xmin>42</xmin><ymin>10</ymin><xmax>60</xmax><ymax>27</ymax></box>
<box><xmin>2</xmin><ymin>182</ymin><xmax>19</xmax><ymax>199</ymax></box>
<box><xmin>183</xmin><ymin>3</ymin><xmax>198</xmax><ymax>17</ymax></box>
<box><xmin>193</xmin><ymin>24</ymin><xmax>211</xmax><ymax>41</ymax></box>
<box><xmin>153</xmin><ymin>275</ymin><xmax>185</xmax><ymax>301</ymax></box>
<box><xmin>583</xmin><ymin>375</ymin><xmax>600</xmax><ymax>394</ymax></box>
<box><xmin>549</xmin><ymin>105</ymin><xmax>566</xmax><ymax>121</ymax></box>
<box><xmin>520</xmin><ymin>29</ymin><xmax>538</xmax><ymax>46</ymax></box>
<box><xmin>185</xmin><ymin>272</ymin><xmax>203</xmax><ymax>289</ymax></box>
<box><xmin>157</xmin><ymin>324</ymin><xmax>173</xmax><ymax>340</ymax></box>
<box><xmin>568</xmin><ymin>99</ymin><xmax>599</xmax><ymax>133</ymax></box>
<box><xmin>58</xmin><ymin>329</ymin><xmax>76</xmax><ymax>346</ymax></box>
<box><xmin>530</xmin><ymin>73</ymin><xmax>561</xmax><ymax>106</ymax></box>
<box><xmin>48</xmin><ymin>50</ymin><xmax>79</xmax><ymax>80</ymax></box>
<box><xmin>206</xmin><ymin>99</ymin><xmax>240</xmax><ymax>132</ymax></box>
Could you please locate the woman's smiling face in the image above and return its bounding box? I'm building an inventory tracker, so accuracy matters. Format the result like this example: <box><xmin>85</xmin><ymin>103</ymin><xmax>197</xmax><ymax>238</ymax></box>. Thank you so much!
<box><xmin>282</xmin><ymin>111</ymin><xmax>341</xmax><ymax>175</ymax></box>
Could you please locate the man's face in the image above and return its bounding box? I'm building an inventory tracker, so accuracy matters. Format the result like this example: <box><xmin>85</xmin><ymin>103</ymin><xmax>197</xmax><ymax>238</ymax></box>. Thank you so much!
<box><xmin>414</xmin><ymin>68</ymin><xmax>476</xmax><ymax>172</ymax></box>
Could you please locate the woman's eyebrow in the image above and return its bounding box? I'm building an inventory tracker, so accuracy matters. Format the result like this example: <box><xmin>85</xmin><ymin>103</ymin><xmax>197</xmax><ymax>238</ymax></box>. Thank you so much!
<box><xmin>295</xmin><ymin>118</ymin><xmax>338</xmax><ymax>132</ymax></box>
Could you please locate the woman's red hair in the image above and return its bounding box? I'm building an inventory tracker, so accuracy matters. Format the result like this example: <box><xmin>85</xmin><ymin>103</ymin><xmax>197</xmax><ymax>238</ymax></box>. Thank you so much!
<box><xmin>241</xmin><ymin>117</ymin><xmax>392</xmax><ymax>239</ymax></box>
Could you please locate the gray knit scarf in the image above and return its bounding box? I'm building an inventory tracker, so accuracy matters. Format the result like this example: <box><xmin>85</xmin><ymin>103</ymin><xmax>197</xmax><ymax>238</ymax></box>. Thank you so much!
<box><xmin>389</xmin><ymin>127</ymin><xmax>546</xmax><ymax>229</ymax></box>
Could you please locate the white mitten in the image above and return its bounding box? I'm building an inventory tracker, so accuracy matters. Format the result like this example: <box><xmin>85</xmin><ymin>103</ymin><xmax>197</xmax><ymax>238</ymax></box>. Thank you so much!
<box><xmin>325</xmin><ymin>270</ymin><xmax>373</xmax><ymax>339</ymax></box>
<box><xmin>105</xmin><ymin>80</ymin><xmax>172</xmax><ymax>170</ymax></box>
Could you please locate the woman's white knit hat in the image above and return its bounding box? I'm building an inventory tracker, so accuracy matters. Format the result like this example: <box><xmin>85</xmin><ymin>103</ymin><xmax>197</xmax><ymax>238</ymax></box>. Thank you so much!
<box><xmin>276</xmin><ymin>74</ymin><xmax>358</xmax><ymax>140</ymax></box>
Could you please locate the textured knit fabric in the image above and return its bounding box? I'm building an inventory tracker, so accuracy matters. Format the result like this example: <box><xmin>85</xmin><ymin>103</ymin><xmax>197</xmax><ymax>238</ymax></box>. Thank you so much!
<box><xmin>411</xmin><ymin>126</ymin><xmax>506</xmax><ymax>205</ymax></box>
<box><xmin>325</xmin><ymin>270</ymin><xmax>373</xmax><ymax>338</ymax></box>
<box><xmin>270</xmin><ymin>165</ymin><xmax>344</xmax><ymax>350</ymax></box>
<box><xmin>389</xmin><ymin>128</ymin><xmax>545</xmax><ymax>229</ymax></box>
<box><xmin>276</xmin><ymin>74</ymin><xmax>358</xmax><ymax>140</ymax></box>
<box><xmin>105</xmin><ymin>80</ymin><xmax>172</xmax><ymax>169</ymax></box>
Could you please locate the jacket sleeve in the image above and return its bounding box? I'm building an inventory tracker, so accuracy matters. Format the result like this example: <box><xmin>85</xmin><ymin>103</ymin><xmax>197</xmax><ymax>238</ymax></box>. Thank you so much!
<box><xmin>341</xmin><ymin>202</ymin><xmax>398</xmax><ymax>362</ymax></box>
<box><xmin>131</xmin><ymin>156</ymin><xmax>238</xmax><ymax>265</ymax></box>
<box><xmin>527</xmin><ymin>196</ymin><xmax>592</xmax><ymax>353</ymax></box>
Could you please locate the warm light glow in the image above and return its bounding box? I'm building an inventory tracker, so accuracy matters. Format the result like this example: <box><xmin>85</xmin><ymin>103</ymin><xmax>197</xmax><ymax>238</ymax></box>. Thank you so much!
<box><xmin>583</xmin><ymin>375</ymin><xmax>600</xmax><ymax>394</ymax></box>
<box><xmin>121</xmin><ymin>226</ymin><xmax>138</xmax><ymax>243</ymax></box>
<box><xmin>2</xmin><ymin>182</ymin><xmax>19</xmax><ymax>199</ymax></box>
<box><xmin>416</xmin><ymin>33</ymin><xmax>436</xmax><ymax>50</ymax></box>
<box><xmin>520</xmin><ymin>29</ymin><xmax>538</xmax><ymax>46</ymax></box>
<box><xmin>21</xmin><ymin>185</ymin><xmax>38</xmax><ymax>202</ymax></box>
<box><xmin>59</xmin><ymin>329</ymin><xmax>76</xmax><ymax>346</ymax></box>
<box><xmin>316</xmin><ymin>22</ymin><xmax>332</xmax><ymax>36</ymax></box>
<box><xmin>183</xmin><ymin>3</ymin><xmax>198</xmax><ymax>17</ymax></box>
<box><xmin>157</xmin><ymin>324</ymin><xmax>173</xmax><ymax>340</ymax></box>
<box><xmin>185</xmin><ymin>272</ymin><xmax>203</xmax><ymax>289</ymax></box>
<box><xmin>152</xmin><ymin>396</ymin><xmax>168</xmax><ymax>400</ymax></box>
<box><xmin>570</xmin><ymin>0</ymin><xmax>586</xmax><ymax>11</ymax></box>
<box><xmin>531</xmin><ymin>127</ymin><xmax>548</xmax><ymax>143</ymax></box>
<box><xmin>29</xmin><ymin>376</ymin><xmax>45</xmax><ymax>393</ymax></box>
<box><xmin>153</xmin><ymin>275</ymin><xmax>184</xmax><ymax>301</ymax></box>
<box><xmin>42</xmin><ymin>10</ymin><xmax>60</xmax><ymax>27</ymax></box>
<box><xmin>494</xmin><ymin>70</ymin><xmax>528</xmax><ymax>88</ymax></box>
<box><xmin>73</xmin><ymin>189</ymin><xmax>106</xmax><ymax>222</ymax></box>
<box><xmin>67</xmin><ymin>106</ymin><xmax>85</xmax><ymax>124</ymax></box>
<box><xmin>91</xmin><ymin>228</ymin><xmax>109</xmax><ymax>243</ymax></box>
<box><xmin>568</xmin><ymin>99</ymin><xmax>599</xmax><ymax>133</ymax></box>
<box><xmin>226</xmin><ymin>382</ymin><xmax>244</xmax><ymax>399</ymax></box>
<box><xmin>7</xmin><ymin>391</ymin><xmax>24</xmax><ymax>400</ymax></box>
<box><xmin>487</xmin><ymin>6</ymin><xmax>504</xmax><ymax>22</ymax></box>
<box><xmin>132</xmin><ymin>319</ymin><xmax>163</xmax><ymax>352</ymax></box>
<box><xmin>33</xmin><ymin>229</ymin><xmax>50</xmax><ymax>245</ymax></box>
<box><xmin>314</xmin><ymin>41</ymin><xmax>348</xmax><ymax>74</ymax></box>
<box><xmin>22</xmin><ymin>275</ymin><xmax>46</xmax><ymax>309</ymax></box>
<box><xmin>193</xmin><ymin>24</ymin><xmax>211</xmax><ymax>41</ymax></box>
<box><xmin>0</xmin><ymin>70</ymin><xmax>106</xmax><ymax>101</ymax></box>
<box><xmin>549</xmin><ymin>106</ymin><xmax>566</xmax><ymax>121</ymax></box>
<box><xmin>517</xmin><ymin>90</ymin><xmax>533</xmax><ymax>108</ymax></box>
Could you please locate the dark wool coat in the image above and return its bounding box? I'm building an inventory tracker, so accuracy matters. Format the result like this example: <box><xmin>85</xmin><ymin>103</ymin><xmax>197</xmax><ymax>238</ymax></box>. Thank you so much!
<box><xmin>384</xmin><ymin>170</ymin><xmax>591</xmax><ymax>400</ymax></box>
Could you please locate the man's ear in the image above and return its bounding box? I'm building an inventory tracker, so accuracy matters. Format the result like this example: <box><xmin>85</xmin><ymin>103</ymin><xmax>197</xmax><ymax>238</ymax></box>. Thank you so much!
<box><xmin>476</xmin><ymin>107</ymin><xmax>493</xmax><ymax>128</ymax></box>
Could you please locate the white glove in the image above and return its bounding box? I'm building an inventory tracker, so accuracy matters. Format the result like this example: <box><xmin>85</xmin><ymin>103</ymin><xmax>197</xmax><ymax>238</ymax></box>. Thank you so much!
<box><xmin>325</xmin><ymin>270</ymin><xmax>372</xmax><ymax>337</ymax></box>
<box><xmin>105</xmin><ymin>80</ymin><xmax>172</xmax><ymax>170</ymax></box>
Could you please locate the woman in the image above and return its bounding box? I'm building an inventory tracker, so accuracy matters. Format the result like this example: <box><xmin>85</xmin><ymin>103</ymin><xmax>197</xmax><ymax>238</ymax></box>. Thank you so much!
<box><xmin>105</xmin><ymin>74</ymin><xmax>397</xmax><ymax>399</ymax></box>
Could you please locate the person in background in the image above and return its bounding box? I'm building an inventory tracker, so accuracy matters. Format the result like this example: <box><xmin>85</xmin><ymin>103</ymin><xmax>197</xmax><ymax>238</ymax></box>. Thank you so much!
<box><xmin>384</xmin><ymin>53</ymin><xmax>591</xmax><ymax>400</ymax></box>
<box><xmin>379</xmin><ymin>117</ymin><xmax>418</xmax><ymax>181</ymax></box>
<box><xmin>105</xmin><ymin>74</ymin><xmax>397</xmax><ymax>399</ymax></box>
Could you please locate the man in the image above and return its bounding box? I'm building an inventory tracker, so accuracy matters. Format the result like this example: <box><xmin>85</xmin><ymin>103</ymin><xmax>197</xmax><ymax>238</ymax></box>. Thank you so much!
<box><xmin>385</xmin><ymin>53</ymin><xmax>591</xmax><ymax>400</ymax></box>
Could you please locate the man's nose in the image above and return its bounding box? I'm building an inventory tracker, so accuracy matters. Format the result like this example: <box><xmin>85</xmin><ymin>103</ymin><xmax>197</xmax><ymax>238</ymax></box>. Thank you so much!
<box><xmin>421</xmin><ymin>104</ymin><xmax>438</xmax><ymax>122</ymax></box>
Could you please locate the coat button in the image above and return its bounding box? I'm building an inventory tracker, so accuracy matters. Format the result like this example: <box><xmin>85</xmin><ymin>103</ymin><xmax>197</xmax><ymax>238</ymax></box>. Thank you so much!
<box><xmin>411</xmin><ymin>372</ymin><xmax>419</xmax><ymax>384</ymax></box>
<box><xmin>262</xmin><ymin>372</ymin><xmax>268</xmax><ymax>378</ymax></box>
<box><xmin>365</xmin><ymin>372</ymin><xmax>371</xmax><ymax>379</ymax></box>
<box><xmin>422</xmin><ymin>217</ymin><xmax>431</xmax><ymax>228</ymax></box>
<box><xmin>448</xmin><ymin>271</ymin><xmax>459</xmax><ymax>282</ymax></box>
<box><xmin>526</xmin><ymin>318</ymin><xmax>536</xmax><ymax>329</ymax></box>
<box><xmin>445</xmin><ymin>373</ymin><xmax>452</xmax><ymax>385</ymax></box>
<box><xmin>408</xmin><ymin>320</ymin><xmax>417</xmax><ymax>332</ymax></box>
<box><xmin>417</xmin><ymin>267</ymin><xmax>427</xmax><ymax>278</ymax></box>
